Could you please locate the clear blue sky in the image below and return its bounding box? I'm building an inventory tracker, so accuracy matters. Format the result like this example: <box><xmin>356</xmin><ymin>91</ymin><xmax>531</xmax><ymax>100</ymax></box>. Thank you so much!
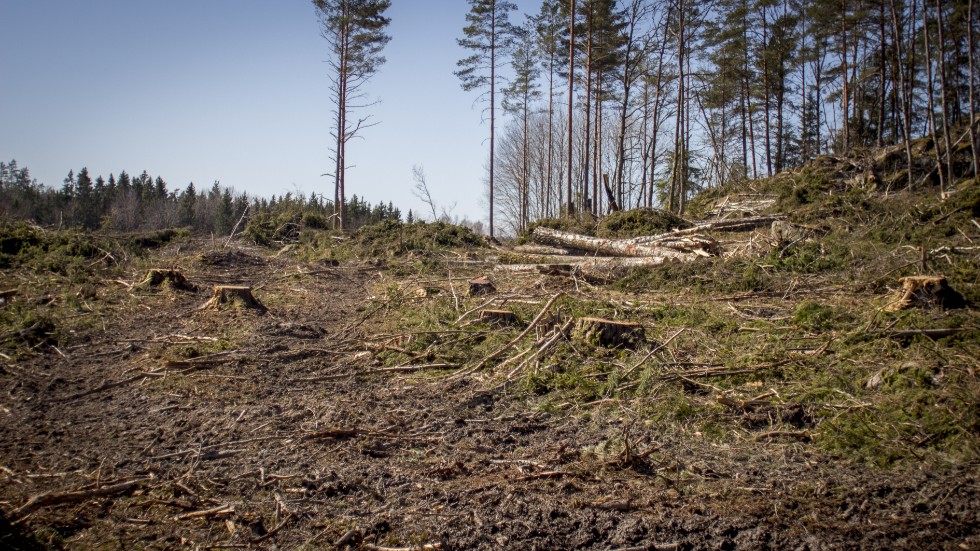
<box><xmin>0</xmin><ymin>0</ymin><xmax>540</xmax><ymax>224</ymax></box>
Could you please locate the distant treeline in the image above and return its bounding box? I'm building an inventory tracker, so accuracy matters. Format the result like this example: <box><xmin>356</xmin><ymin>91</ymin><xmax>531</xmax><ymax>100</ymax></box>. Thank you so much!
<box><xmin>0</xmin><ymin>160</ymin><xmax>403</xmax><ymax>235</ymax></box>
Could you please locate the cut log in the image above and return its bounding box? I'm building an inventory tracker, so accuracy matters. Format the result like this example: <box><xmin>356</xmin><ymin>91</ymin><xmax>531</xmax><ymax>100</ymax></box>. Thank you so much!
<box><xmin>573</xmin><ymin>317</ymin><xmax>645</xmax><ymax>348</ymax></box>
<box><xmin>141</xmin><ymin>269</ymin><xmax>196</xmax><ymax>291</ymax></box>
<box><xmin>479</xmin><ymin>309</ymin><xmax>520</xmax><ymax>327</ymax></box>
<box><xmin>467</xmin><ymin>277</ymin><xmax>496</xmax><ymax>296</ymax></box>
<box><xmin>653</xmin><ymin>215</ymin><xmax>785</xmax><ymax>238</ymax></box>
<box><xmin>203</xmin><ymin>286</ymin><xmax>267</xmax><ymax>312</ymax></box>
<box><xmin>532</xmin><ymin>226</ymin><xmax>706</xmax><ymax>258</ymax></box>
<box><xmin>885</xmin><ymin>276</ymin><xmax>967</xmax><ymax>312</ymax></box>
<box><xmin>511</xmin><ymin>244</ymin><xmax>572</xmax><ymax>256</ymax></box>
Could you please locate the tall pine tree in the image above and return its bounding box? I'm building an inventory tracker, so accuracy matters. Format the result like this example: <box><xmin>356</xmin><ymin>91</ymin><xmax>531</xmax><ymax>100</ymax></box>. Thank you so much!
<box><xmin>456</xmin><ymin>0</ymin><xmax>517</xmax><ymax>238</ymax></box>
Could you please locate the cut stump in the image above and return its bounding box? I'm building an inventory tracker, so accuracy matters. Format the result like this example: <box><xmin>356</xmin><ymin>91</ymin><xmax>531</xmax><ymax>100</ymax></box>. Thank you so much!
<box><xmin>415</xmin><ymin>287</ymin><xmax>442</xmax><ymax>298</ymax></box>
<box><xmin>203</xmin><ymin>286</ymin><xmax>266</xmax><ymax>312</ymax></box>
<box><xmin>479</xmin><ymin>309</ymin><xmax>520</xmax><ymax>327</ymax></box>
<box><xmin>886</xmin><ymin>276</ymin><xmax>967</xmax><ymax>312</ymax></box>
<box><xmin>573</xmin><ymin>317</ymin><xmax>645</xmax><ymax>348</ymax></box>
<box><xmin>468</xmin><ymin>277</ymin><xmax>496</xmax><ymax>296</ymax></box>
<box><xmin>141</xmin><ymin>269</ymin><xmax>195</xmax><ymax>291</ymax></box>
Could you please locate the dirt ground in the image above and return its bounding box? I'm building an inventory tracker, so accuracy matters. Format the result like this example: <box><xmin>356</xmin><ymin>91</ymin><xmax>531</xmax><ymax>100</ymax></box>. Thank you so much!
<box><xmin>1</xmin><ymin>239</ymin><xmax>977</xmax><ymax>550</ymax></box>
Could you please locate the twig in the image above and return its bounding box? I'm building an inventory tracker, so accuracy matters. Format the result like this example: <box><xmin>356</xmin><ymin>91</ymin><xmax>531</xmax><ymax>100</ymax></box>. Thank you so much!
<box><xmin>252</xmin><ymin>512</ymin><xmax>294</xmax><ymax>543</ymax></box>
<box><xmin>506</xmin><ymin>319</ymin><xmax>574</xmax><ymax>380</ymax></box>
<box><xmin>14</xmin><ymin>478</ymin><xmax>146</xmax><ymax>517</ymax></box>
<box><xmin>621</xmin><ymin>327</ymin><xmax>687</xmax><ymax>379</ymax></box>
<box><xmin>224</xmin><ymin>204</ymin><xmax>250</xmax><ymax>248</ymax></box>
<box><xmin>363</xmin><ymin>543</ymin><xmax>442</xmax><ymax>551</ymax></box>
<box><xmin>175</xmin><ymin>504</ymin><xmax>235</xmax><ymax>521</ymax></box>
<box><xmin>455</xmin><ymin>294</ymin><xmax>520</xmax><ymax>324</ymax></box>
<box><xmin>753</xmin><ymin>430</ymin><xmax>811</xmax><ymax>441</ymax></box>
<box><xmin>451</xmin><ymin>292</ymin><xmax>565</xmax><ymax>379</ymax></box>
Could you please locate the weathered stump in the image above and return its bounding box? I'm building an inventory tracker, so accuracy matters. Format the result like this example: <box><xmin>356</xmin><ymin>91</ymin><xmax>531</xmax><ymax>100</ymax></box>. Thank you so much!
<box><xmin>479</xmin><ymin>309</ymin><xmax>520</xmax><ymax>327</ymax></box>
<box><xmin>203</xmin><ymin>286</ymin><xmax>266</xmax><ymax>312</ymax></box>
<box><xmin>141</xmin><ymin>269</ymin><xmax>196</xmax><ymax>291</ymax></box>
<box><xmin>573</xmin><ymin>317</ymin><xmax>645</xmax><ymax>348</ymax></box>
<box><xmin>886</xmin><ymin>276</ymin><xmax>967</xmax><ymax>312</ymax></box>
<box><xmin>468</xmin><ymin>277</ymin><xmax>496</xmax><ymax>296</ymax></box>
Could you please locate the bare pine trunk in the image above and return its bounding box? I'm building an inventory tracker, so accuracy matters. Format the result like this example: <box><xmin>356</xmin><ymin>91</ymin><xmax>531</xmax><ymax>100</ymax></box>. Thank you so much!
<box><xmin>567</xmin><ymin>0</ymin><xmax>576</xmax><ymax>216</ymax></box>
<box><xmin>970</xmin><ymin>0</ymin><xmax>979</xmax><ymax>177</ymax></box>
<box><xmin>935</xmin><ymin>0</ymin><xmax>954</xmax><ymax>186</ymax></box>
<box><xmin>922</xmin><ymin>0</ymin><xmax>945</xmax><ymax>193</ymax></box>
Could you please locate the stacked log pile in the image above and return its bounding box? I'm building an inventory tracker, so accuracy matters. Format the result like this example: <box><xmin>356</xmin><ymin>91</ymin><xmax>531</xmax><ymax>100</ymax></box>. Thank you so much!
<box><xmin>498</xmin><ymin>216</ymin><xmax>783</xmax><ymax>278</ymax></box>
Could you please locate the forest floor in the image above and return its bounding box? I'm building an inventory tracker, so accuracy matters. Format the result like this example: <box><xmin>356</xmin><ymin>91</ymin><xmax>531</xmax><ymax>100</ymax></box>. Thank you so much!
<box><xmin>1</xmin><ymin>160</ymin><xmax>980</xmax><ymax>549</ymax></box>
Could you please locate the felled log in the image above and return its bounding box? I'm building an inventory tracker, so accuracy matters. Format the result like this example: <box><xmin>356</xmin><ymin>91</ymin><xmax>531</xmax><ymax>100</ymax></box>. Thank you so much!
<box><xmin>656</xmin><ymin>215</ymin><xmax>785</xmax><ymax>237</ymax></box>
<box><xmin>479</xmin><ymin>309</ymin><xmax>520</xmax><ymax>326</ymax></box>
<box><xmin>495</xmin><ymin>263</ymin><xmax>578</xmax><ymax>276</ymax></box>
<box><xmin>141</xmin><ymin>269</ymin><xmax>196</xmax><ymax>291</ymax></box>
<box><xmin>626</xmin><ymin>235</ymin><xmax>720</xmax><ymax>256</ymax></box>
<box><xmin>511</xmin><ymin>244</ymin><xmax>572</xmax><ymax>256</ymax></box>
<box><xmin>203</xmin><ymin>286</ymin><xmax>267</xmax><ymax>312</ymax></box>
<box><xmin>885</xmin><ymin>276</ymin><xmax>967</xmax><ymax>312</ymax></box>
<box><xmin>468</xmin><ymin>277</ymin><xmax>496</xmax><ymax>296</ymax></box>
<box><xmin>532</xmin><ymin>226</ymin><xmax>710</xmax><ymax>258</ymax></box>
<box><xmin>573</xmin><ymin>317</ymin><xmax>645</xmax><ymax>348</ymax></box>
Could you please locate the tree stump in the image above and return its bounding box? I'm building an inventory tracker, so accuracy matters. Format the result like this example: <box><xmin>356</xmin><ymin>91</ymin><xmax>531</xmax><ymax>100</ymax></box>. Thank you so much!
<box><xmin>468</xmin><ymin>277</ymin><xmax>496</xmax><ymax>296</ymax></box>
<box><xmin>886</xmin><ymin>276</ymin><xmax>967</xmax><ymax>312</ymax></box>
<box><xmin>415</xmin><ymin>287</ymin><xmax>442</xmax><ymax>298</ymax></box>
<box><xmin>141</xmin><ymin>269</ymin><xmax>195</xmax><ymax>291</ymax></box>
<box><xmin>203</xmin><ymin>286</ymin><xmax>266</xmax><ymax>312</ymax></box>
<box><xmin>573</xmin><ymin>317</ymin><xmax>645</xmax><ymax>348</ymax></box>
<box><xmin>479</xmin><ymin>309</ymin><xmax>520</xmax><ymax>327</ymax></box>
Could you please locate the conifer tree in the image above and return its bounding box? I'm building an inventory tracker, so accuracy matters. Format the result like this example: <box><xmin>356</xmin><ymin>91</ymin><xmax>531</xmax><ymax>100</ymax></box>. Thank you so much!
<box><xmin>313</xmin><ymin>0</ymin><xmax>392</xmax><ymax>230</ymax></box>
<box><xmin>503</xmin><ymin>19</ymin><xmax>542</xmax><ymax>231</ymax></box>
<box><xmin>456</xmin><ymin>0</ymin><xmax>517</xmax><ymax>239</ymax></box>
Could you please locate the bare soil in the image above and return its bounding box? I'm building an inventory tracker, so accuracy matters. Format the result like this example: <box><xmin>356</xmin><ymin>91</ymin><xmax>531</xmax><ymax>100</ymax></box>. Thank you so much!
<box><xmin>1</xmin><ymin>239</ymin><xmax>977</xmax><ymax>550</ymax></box>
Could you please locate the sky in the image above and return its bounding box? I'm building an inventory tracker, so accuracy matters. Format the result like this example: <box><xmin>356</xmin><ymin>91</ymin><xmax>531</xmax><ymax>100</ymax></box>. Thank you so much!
<box><xmin>0</xmin><ymin>0</ymin><xmax>541</xmax><ymax>224</ymax></box>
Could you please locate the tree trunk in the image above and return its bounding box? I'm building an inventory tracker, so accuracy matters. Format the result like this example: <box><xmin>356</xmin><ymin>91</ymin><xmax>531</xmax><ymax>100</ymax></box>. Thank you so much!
<box><xmin>934</xmin><ymin>0</ymin><xmax>953</xmax><ymax>187</ymax></box>
<box><xmin>888</xmin><ymin>0</ymin><xmax>915</xmax><ymax>190</ymax></box>
<box><xmin>970</xmin><ymin>0</ymin><xmax>979</xmax><ymax>177</ymax></box>
<box><xmin>489</xmin><ymin>3</ymin><xmax>497</xmax><ymax>238</ymax></box>
<box><xmin>922</xmin><ymin>0</ymin><xmax>945</xmax><ymax>192</ymax></box>
<box><xmin>567</xmin><ymin>0</ymin><xmax>576</xmax><ymax>216</ymax></box>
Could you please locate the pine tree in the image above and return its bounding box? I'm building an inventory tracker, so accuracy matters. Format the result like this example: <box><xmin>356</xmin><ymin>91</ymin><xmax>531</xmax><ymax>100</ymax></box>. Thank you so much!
<box><xmin>313</xmin><ymin>0</ymin><xmax>392</xmax><ymax>230</ymax></box>
<box><xmin>503</xmin><ymin>18</ymin><xmax>542</xmax><ymax>231</ymax></box>
<box><xmin>456</xmin><ymin>0</ymin><xmax>517</xmax><ymax>239</ymax></box>
<box><xmin>534</xmin><ymin>0</ymin><xmax>567</xmax><ymax>218</ymax></box>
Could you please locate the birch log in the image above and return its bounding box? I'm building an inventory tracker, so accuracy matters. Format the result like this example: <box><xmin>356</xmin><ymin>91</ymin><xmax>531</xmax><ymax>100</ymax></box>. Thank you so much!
<box><xmin>531</xmin><ymin>227</ymin><xmax>705</xmax><ymax>258</ymax></box>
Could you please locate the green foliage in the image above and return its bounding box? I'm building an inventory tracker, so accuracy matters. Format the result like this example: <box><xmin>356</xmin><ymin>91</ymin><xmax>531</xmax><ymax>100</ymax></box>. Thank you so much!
<box><xmin>519</xmin><ymin>214</ymin><xmax>598</xmax><ymax>242</ymax></box>
<box><xmin>597</xmin><ymin>208</ymin><xmax>690</xmax><ymax>238</ymax></box>
<box><xmin>350</xmin><ymin>220</ymin><xmax>485</xmax><ymax>257</ymax></box>
<box><xmin>791</xmin><ymin>300</ymin><xmax>839</xmax><ymax>331</ymax></box>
